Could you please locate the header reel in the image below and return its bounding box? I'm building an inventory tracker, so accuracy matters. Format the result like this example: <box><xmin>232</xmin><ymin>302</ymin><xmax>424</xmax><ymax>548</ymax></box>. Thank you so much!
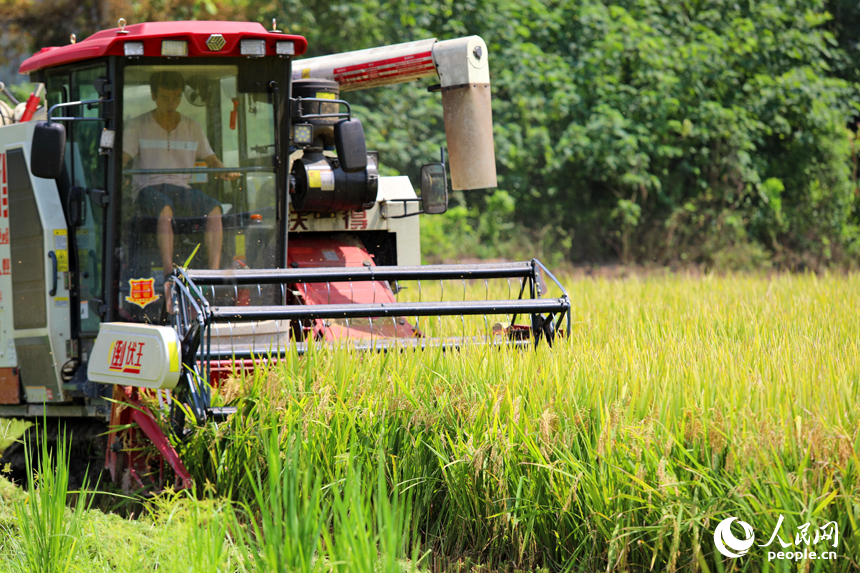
<box><xmin>167</xmin><ymin>259</ymin><xmax>570</xmax><ymax>423</ymax></box>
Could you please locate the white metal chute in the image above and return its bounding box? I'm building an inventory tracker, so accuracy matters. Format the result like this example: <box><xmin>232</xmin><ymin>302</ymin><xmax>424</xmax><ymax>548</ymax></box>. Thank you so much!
<box><xmin>292</xmin><ymin>38</ymin><xmax>438</xmax><ymax>91</ymax></box>
<box><xmin>294</xmin><ymin>36</ymin><xmax>497</xmax><ymax>191</ymax></box>
<box><xmin>432</xmin><ymin>37</ymin><xmax>497</xmax><ymax>191</ymax></box>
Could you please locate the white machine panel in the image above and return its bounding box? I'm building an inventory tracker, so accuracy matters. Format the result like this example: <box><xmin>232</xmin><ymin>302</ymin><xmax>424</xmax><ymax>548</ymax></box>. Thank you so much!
<box><xmin>0</xmin><ymin>123</ymin><xmax>73</xmax><ymax>403</ymax></box>
<box><xmin>89</xmin><ymin>323</ymin><xmax>181</xmax><ymax>390</ymax></box>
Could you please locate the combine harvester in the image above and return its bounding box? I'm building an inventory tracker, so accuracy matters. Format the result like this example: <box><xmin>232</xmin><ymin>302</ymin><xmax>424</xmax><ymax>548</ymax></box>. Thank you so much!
<box><xmin>0</xmin><ymin>19</ymin><xmax>570</xmax><ymax>489</ymax></box>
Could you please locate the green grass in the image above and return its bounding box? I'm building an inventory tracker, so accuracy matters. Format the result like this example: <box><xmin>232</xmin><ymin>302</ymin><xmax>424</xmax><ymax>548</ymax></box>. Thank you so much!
<box><xmin>0</xmin><ymin>419</ymin><xmax>31</xmax><ymax>456</ymax></box>
<box><xmin>0</xmin><ymin>271</ymin><xmax>857</xmax><ymax>572</ymax></box>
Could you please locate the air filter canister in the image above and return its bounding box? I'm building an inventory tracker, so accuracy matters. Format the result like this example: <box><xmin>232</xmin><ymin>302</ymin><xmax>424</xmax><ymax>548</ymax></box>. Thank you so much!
<box><xmin>292</xmin><ymin>79</ymin><xmax>341</xmax><ymax>125</ymax></box>
<box><xmin>291</xmin><ymin>154</ymin><xmax>379</xmax><ymax>213</ymax></box>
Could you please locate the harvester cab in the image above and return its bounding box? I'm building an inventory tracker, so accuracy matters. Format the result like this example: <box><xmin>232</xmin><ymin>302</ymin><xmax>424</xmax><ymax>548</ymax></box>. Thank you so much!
<box><xmin>0</xmin><ymin>20</ymin><xmax>570</xmax><ymax>490</ymax></box>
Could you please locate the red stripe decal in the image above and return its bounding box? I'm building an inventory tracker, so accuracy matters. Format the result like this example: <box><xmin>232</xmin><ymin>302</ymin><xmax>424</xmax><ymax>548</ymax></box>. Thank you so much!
<box><xmin>333</xmin><ymin>51</ymin><xmax>432</xmax><ymax>75</ymax></box>
<box><xmin>335</xmin><ymin>62</ymin><xmax>436</xmax><ymax>86</ymax></box>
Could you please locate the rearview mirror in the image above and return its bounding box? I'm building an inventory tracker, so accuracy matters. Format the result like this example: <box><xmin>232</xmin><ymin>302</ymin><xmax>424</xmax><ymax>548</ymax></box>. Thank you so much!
<box><xmin>93</xmin><ymin>78</ymin><xmax>109</xmax><ymax>98</ymax></box>
<box><xmin>420</xmin><ymin>163</ymin><xmax>448</xmax><ymax>215</ymax></box>
<box><xmin>30</xmin><ymin>122</ymin><xmax>66</xmax><ymax>179</ymax></box>
<box><xmin>334</xmin><ymin>118</ymin><xmax>368</xmax><ymax>173</ymax></box>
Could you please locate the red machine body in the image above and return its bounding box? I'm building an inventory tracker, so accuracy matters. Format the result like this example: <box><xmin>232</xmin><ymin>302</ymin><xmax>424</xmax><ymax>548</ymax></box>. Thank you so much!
<box><xmin>20</xmin><ymin>21</ymin><xmax>307</xmax><ymax>74</ymax></box>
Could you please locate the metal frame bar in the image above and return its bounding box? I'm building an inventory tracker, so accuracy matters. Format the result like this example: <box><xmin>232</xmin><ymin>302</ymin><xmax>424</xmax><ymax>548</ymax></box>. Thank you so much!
<box><xmin>203</xmin><ymin>335</ymin><xmax>535</xmax><ymax>360</ymax></box>
<box><xmin>291</xmin><ymin>96</ymin><xmax>352</xmax><ymax>121</ymax></box>
<box><xmin>382</xmin><ymin>198</ymin><xmax>424</xmax><ymax>219</ymax></box>
<box><xmin>207</xmin><ymin>298</ymin><xmax>569</xmax><ymax>322</ymax></box>
<box><xmin>184</xmin><ymin>261</ymin><xmax>544</xmax><ymax>284</ymax></box>
<box><xmin>46</xmin><ymin>98</ymin><xmax>112</xmax><ymax>124</ymax></box>
<box><xmin>122</xmin><ymin>166</ymin><xmax>273</xmax><ymax>176</ymax></box>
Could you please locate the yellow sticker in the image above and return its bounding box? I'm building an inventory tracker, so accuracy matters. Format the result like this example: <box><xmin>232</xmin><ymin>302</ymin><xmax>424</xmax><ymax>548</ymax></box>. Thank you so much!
<box><xmin>55</xmin><ymin>249</ymin><xmax>69</xmax><ymax>273</ymax></box>
<box><xmin>235</xmin><ymin>234</ymin><xmax>246</xmax><ymax>257</ymax></box>
<box><xmin>316</xmin><ymin>92</ymin><xmax>335</xmax><ymax>100</ymax></box>
<box><xmin>308</xmin><ymin>170</ymin><xmax>321</xmax><ymax>188</ymax></box>
<box><xmin>53</xmin><ymin>229</ymin><xmax>69</xmax><ymax>272</ymax></box>
<box><xmin>301</xmin><ymin>68</ymin><xmax>310</xmax><ymax>79</ymax></box>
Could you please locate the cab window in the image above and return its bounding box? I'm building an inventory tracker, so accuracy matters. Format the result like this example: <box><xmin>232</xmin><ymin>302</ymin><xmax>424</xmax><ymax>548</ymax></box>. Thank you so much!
<box><xmin>118</xmin><ymin>64</ymin><xmax>278</xmax><ymax>322</ymax></box>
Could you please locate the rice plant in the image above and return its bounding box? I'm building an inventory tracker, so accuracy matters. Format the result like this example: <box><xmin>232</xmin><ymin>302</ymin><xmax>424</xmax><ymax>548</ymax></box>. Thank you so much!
<box><xmin>177</xmin><ymin>271</ymin><xmax>858</xmax><ymax>571</ymax></box>
<box><xmin>323</xmin><ymin>451</ymin><xmax>420</xmax><ymax>573</ymax></box>
<box><xmin>1</xmin><ymin>272</ymin><xmax>857</xmax><ymax>572</ymax></box>
<box><xmin>10</xmin><ymin>424</ymin><xmax>93</xmax><ymax>573</ymax></box>
<box><xmin>158</xmin><ymin>496</ymin><xmax>238</xmax><ymax>573</ymax></box>
<box><xmin>231</xmin><ymin>428</ymin><xmax>328</xmax><ymax>573</ymax></box>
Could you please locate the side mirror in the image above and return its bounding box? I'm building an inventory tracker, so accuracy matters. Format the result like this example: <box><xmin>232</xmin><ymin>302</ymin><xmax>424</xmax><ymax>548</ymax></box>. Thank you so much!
<box><xmin>30</xmin><ymin>122</ymin><xmax>66</xmax><ymax>179</ymax></box>
<box><xmin>334</xmin><ymin>118</ymin><xmax>368</xmax><ymax>173</ymax></box>
<box><xmin>93</xmin><ymin>78</ymin><xmax>109</xmax><ymax>98</ymax></box>
<box><xmin>420</xmin><ymin>163</ymin><xmax>448</xmax><ymax>215</ymax></box>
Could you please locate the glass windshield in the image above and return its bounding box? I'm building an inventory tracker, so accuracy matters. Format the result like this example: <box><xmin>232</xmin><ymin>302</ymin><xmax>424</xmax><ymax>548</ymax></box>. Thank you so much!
<box><xmin>120</xmin><ymin>64</ymin><xmax>278</xmax><ymax>322</ymax></box>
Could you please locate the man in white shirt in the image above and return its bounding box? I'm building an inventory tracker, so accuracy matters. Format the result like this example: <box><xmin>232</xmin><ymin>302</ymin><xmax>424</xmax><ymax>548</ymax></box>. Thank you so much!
<box><xmin>122</xmin><ymin>71</ymin><xmax>238</xmax><ymax>283</ymax></box>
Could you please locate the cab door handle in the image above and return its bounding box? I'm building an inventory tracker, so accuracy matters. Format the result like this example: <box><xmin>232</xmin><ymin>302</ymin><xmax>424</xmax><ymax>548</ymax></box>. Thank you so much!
<box><xmin>48</xmin><ymin>251</ymin><xmax>58</xmax><ymax>296</ymax></box>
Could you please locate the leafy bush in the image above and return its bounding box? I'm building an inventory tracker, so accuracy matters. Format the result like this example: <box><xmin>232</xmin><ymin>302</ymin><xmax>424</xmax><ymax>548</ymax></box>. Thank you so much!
<box><xmin>6</xmin><ymin>0</ymin><xmax>860</xmax><ymax>267</ymax></box>
<box><xmin>275</xmin><ymin>0</ymin><xmax>860</xmax><ymax>268</ymax></box>
<box><xmin>421</xmin><ymin>189</ymin><xmax>572</xmax><ymax>266</ymax></box>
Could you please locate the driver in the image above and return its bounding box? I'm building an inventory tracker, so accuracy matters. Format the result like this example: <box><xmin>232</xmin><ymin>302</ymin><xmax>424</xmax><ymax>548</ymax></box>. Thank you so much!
<box><xmin>122</xmin><ymin>71</ymin><xmax>238</xmax><ymax>286</ymax></box>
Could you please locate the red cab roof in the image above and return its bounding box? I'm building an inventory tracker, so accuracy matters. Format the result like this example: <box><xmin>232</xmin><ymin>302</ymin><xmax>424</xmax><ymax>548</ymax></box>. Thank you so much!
<box><xmin>19</xmin><ymin>21</ymin><xmax>308</xmax><ymax>74</ymax></box>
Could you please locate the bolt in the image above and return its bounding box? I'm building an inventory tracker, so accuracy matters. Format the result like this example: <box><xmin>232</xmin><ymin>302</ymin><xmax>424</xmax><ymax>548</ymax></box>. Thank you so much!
<box><xmin>473</xmin><ymin>46</ymin><xmax>482</xmax><ymax>59</ymax></box>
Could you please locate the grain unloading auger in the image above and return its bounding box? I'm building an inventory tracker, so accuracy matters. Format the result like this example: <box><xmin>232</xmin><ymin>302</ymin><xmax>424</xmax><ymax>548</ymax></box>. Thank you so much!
<box><xmin>0</xmin><ymin>20</ymin><xmax>570</xmax><ymax>490</ymax></box>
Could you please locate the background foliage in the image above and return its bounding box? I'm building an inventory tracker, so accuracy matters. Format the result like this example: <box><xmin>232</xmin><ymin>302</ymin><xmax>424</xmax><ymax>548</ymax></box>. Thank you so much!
<box><xmin>4</xmin><ymin>0</ymin><xmax>860</xmax><ymax>268</ymax></box>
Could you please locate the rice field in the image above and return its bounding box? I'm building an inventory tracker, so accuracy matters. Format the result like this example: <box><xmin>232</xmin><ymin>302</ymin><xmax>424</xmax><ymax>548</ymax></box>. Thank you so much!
<box><xmin>1</xmin><ymin>271</ymin><xmax>858</xmax><ymax>572</ymax></box>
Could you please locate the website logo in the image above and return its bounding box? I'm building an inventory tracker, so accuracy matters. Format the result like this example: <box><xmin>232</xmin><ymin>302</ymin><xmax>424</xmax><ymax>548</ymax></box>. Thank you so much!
<box><xmin>714</xmin><ymin>517</ymin><xmax>755</xmax><ymax>558</ymax></box>
<box><xmin>713</xmin><ymin>515</ymin><xmax>839</xmax><ymax>562</ymax></box>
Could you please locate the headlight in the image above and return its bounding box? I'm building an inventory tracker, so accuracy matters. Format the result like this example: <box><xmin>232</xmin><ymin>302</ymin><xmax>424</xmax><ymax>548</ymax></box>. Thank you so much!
<box><xmin>124</xmin><ymin>41</ymin><xmax>144</xmax><ymax>57</ymax></box>
<box><xmin>276</xmin><ymin>41</ymin><xmax>295</xmax><ymax>56</ymax></box>
<box><xmin>161</xmin><ymin>40</ymin><xmax>188</xmax><ymax>57</ymax></box>
<box><xmin>240</xmin><ymin>39</ymin><xmax>266</xmax><ymax>57</ymax></box>
<box><xmin>293</xmin><ymin>124</ymin><xmax>313</xmax><ymax>145</ymax></box>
